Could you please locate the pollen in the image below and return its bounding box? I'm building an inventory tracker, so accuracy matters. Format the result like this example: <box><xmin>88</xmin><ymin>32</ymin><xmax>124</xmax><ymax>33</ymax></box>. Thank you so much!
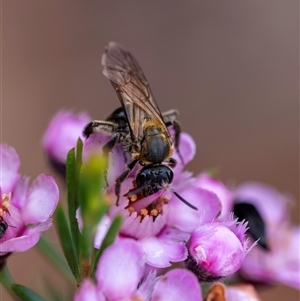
<box><xmin>140</xmin><ymin>208</ymin><xmax>148</xmax><ymax>217</ymax></box>
<box><xmin>128</xmin><ymin>194</ymin><xmax>137</xmax><ymax>202</ymax></box>
<box><xmin>150</xmin><ymin>209</ymin><xmax>158</xmax><ymax>216</ymax></box>
<box><xmin>0</xmin><ymin>192</ymin><xmax>11</xmax><ymax>217</ymax></box>
<box><xmin>128</xmin><ymin>206</ymin><xmax>135</xmax><ymax>214</ymax></box>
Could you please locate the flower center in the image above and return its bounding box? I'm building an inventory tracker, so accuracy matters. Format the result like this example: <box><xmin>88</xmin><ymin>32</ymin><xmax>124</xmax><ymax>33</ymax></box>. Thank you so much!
<box><xmin>126</xmin><ymin>192</ymin><xmax>169</xmax><ymax>221</ymax></box>
<box><xmin>0</xmin><ymin>192</ymin><xmax>11</xmax><ymax>218</ymax></box>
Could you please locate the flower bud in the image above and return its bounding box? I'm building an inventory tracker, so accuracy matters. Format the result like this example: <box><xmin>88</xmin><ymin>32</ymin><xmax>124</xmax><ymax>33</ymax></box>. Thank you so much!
<box><xmin>42</xmin><ymin>110</ymin><xmax>91</xmax><ymax>174</ymax></box>
<box><xmin>185</xmin><ymin>216</ymin><xmax>253</xmax><ymax>282</ymax></box>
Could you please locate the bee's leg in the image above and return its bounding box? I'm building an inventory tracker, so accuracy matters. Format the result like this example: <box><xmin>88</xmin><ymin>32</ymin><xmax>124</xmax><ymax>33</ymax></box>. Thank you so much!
<box><xmin>101</xmin><ymin>133</ymin><xmax>122</xmax><ymax>188</ymax></box>
<box><xmin>115</xmin><ymin>159</ymin><xmax>138</xmax><ymax>206</ymax></box>
<box><xmin>102</xmin><ymin>133</ymin><xmax>121</xmax><ymax>155</ymax></box>
<box><xmin>167</xmin><ymin>157</ymin><xmax>177</xmax><ymax>168</ymax></box>
<box><xmin>163</xmin><ymin>111</ymin><xmax>184</xmax><ymax>164</ymax></box>
<box><xmin>83</xmin><ymin>120</ymin><xmax>116</xmax><ymax>138</ymax></box>
<box><xmin>170</xmin><ymin>120</ymin><xmax>184</xmax><ymax>164</ymax></box>
<box><xmin>83</xmin><ymin>121</ymin><xmax>123</xmax><ymax>188</ymax></box>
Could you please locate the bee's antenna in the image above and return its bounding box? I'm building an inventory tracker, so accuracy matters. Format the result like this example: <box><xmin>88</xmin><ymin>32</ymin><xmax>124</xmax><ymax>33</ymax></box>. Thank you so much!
<box><xmin>171</xmin><ymin>189</ymin><xmax>198</xmax><ymax>210</ymax></box>
<box><xmin>7</xmin><ymin>224</ymin><xmax>17</xmax><ymax>229</ymax></box>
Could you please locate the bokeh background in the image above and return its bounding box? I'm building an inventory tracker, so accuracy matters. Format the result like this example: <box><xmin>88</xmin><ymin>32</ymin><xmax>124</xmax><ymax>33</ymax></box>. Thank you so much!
<box><xmin>1</xmin><ymin>1</ymin><xmax>299</xmax><ymax>300</ymax></box>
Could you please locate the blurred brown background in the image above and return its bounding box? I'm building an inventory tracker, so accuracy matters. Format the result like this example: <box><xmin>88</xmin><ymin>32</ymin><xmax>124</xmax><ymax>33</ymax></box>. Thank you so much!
<box><xmin>1</xmin><ymin>1</ymin><xmax>299</xmax><ymax>300</ymax></box>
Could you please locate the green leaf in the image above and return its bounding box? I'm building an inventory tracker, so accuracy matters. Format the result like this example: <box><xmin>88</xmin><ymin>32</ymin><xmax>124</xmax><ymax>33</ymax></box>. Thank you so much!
<box><xmin>91</xmin><ymin>215</ymin><xmax>122</xmax><ymax>275</ymax></box>
<box><xmin>11</xmin><ymin>284</ymin><xmax>47</xmax><ymax>301</ymax></box>
<box><xmin>37</xmin><ymin>236</ymin><xmax>75</xmax><ymax>285</ymax></box>
<box><xmin>55</xmin><ymin>205</ymin><xmax>80</xmax><ymax>281</ymax></box>
<box><xmin>78</xmin><ymin>154</ymin><xmax>109</xmax><ymax>261</ymax></box>
<box><xmin>75</xmin><ymin>138</ymin><xmax>83</xmax><ymax>176</ymax></box>
<box><xmin>66</xmin><ymin>148</ymin><xmax>80</xmax><ymax>257</ymax></box>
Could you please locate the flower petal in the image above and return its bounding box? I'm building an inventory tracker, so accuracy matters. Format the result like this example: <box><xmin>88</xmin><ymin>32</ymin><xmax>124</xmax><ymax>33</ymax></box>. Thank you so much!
<box><xmin>74</xmin><ymin>279</ymin><xmax>105</xmax><ymax>301</ymax></box>
<box><xmin>0</xmin><ymin>144</ymin><xmax>20</xmax><ymax>193</ymax></box>
<box><xmin>152</xmin><ymin>269</ymin><xmax>202</xmax><ymax>301</ymax></box>
<box><xmin>42</xmin><ymin>110</ymin><xmax>91</xmax><ymax>164</ymax></box>
<box><xmin>139</xmin><ymin>237</ymin><xmax>187</xmax><ymax>268</ymax></box>
<box><xmin>167</xmin><ymin>186</ymin><xmax>221</xmax><ymax>233</ymax></box>
<box><xmin>109</xmin><ymin>191</ymin><xmax>167</xmax><ymax>239</ymax></box>
<box><xmin>11</xmin><ymin>176</ymin><xmax>30</xmax><ymax>210</ymax></box>
<box><xmin>22</xmin><ymin>174</ymin><xmax>59</xmax><ymax>224</ymax></box>
<box><xmin>234</xmin><ymin>182</ymin><xmax>290</xmax><ymax>227</ymax></box>
<box><xmin>96</xmin><ymin>238</ymin><xmax>145</xmax><ymax>300</ymax></box>
<box><xmin>227</xmin><ymin>285</ymin><xmax>262</xmax><ymax>301</ymax></box>
<box><xmin>240</xmin><ymin>226</ymin><xmax>300</xmax><ymax>290</ymax></box>
<box><xmin>196</xmin><ymin>172</ymin><xmax>233</xmax><ymax>218</ymax></box>
<box><xmin>0</xmin><ymin>232</ymin><xmax>40</xmax><ymax>255</ymax></box>
<box><xmin>172</xmin><ymin>132</ymin><xmax>196</xmax><ymax>173</ymax></box>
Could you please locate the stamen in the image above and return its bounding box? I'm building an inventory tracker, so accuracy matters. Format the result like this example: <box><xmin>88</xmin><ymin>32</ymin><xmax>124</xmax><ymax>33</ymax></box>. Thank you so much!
<box><xmin>0</xmin><ymin>192</ymin><xmax>11</xmax><ymax>217</ymax></box>
<box><xmin>128</xmin><ymin>194</ymin><xmax>137</xmax><ymax>202</ymax></box>
<box><xmin>140</xmin><ymin>209</ymin><xmax>148</xmax><ymax>217</ymax></box>
<box><xmin>150</xmin><ymin>209</ymin><xmax>158</xmax><ymax>216</ymax></box>
<box><xmin>2</xmin><ymin>193</ymin><xmax>11</xmax><ymax>203</ymax></box>
<box><xmin>128</xmin><ymin>207</ymin><xmax>135</xmax><ymax>214</ymax></box>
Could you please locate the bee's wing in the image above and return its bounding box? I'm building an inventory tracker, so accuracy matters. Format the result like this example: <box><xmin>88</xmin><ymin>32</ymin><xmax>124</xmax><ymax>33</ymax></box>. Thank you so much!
<box><xmin>102</xmin><ymin>42</ymin><xmax>170</xmax><ymax>143</ymax></box>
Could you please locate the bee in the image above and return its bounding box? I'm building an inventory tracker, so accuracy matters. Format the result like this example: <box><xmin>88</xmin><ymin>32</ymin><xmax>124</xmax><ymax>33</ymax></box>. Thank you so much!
<box><xmin>0</xmin><ymin>217</ymin><xmax>8</xmax><ymax>239</ymax></box>
<box><xmin>84</xmin><ymin>42</ymin><xmax>197</xmax><ymax>211</ymax></box>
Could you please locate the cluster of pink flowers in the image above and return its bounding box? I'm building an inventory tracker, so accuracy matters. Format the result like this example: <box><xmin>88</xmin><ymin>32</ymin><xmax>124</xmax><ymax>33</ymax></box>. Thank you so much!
<box><xmin>41</xmin><ymin>110</ymin><xmax>300</xmax><ymax>299</ymax></box>
<box><xmin>1</xmin><ymin>108</ymin><xmax>298</xmax><ymax>301</ymax></box>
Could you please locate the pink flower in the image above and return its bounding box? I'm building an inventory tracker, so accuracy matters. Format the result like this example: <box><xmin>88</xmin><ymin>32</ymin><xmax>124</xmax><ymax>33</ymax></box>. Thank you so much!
<box><xmin>0</xmin><ymin>144</ymin><xmax>59</xmax><ymax>255</ymax></box>
<box><xmin>195</xmin><ymin>172</ymin><xmax>233</xmax><ymax>219</ymax></box>
<box><xmin>205</xmin><ymin>283</ymin><xmax>261</xmax><ymax>301</ymax></box>
<box><xmin>234</xmin><ymin>182</ymin><xmax>300</xmax><ymax>290</ymax></box>
<box><xmin>74</xmin><ymin>239</ymin><xmax>202</xmax><ymax>301</ymax></box>
<box><xmin>42</xmin><ymin>110</ymin><xmax>91</xmax><ymax>172</ymax></box>
<box><xmin>185</xmin><ymin>214</ymin><xmax>254</xmax><ymax>282</ymax></box>
<box><xmin>82</xmin><ymin>131</ymin><xmax>221</xmax><ymax>268</ymax></box>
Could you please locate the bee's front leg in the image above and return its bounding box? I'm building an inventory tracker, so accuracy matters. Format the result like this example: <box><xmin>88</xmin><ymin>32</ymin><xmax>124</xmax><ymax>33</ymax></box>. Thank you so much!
<box><xmin>83</xmin><ymin>120</ymin><xmax>116</xmax><ymax>138</ymax></box>
<box><xmin>83</xmin><ymin>120</ymin><xmax>122</xmax><ymax>188</ymax></box>
<box><xmin>115</xmin><ymin>159</ymin><xmax>138</xmax><ymax>206</ymax></box>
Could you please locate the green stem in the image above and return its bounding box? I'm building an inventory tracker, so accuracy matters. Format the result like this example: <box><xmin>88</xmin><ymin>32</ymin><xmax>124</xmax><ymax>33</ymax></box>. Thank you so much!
<box><xmin>37</xmin><ymin>236</ymin><xmax>75</xmax><ymax>285</ymax></box>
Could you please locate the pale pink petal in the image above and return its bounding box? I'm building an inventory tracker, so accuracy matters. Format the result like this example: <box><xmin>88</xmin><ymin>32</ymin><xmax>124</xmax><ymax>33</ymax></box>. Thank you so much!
<box><xmin>167</xmin><ymin>187</ymin><xmax>221</xmax><ymax>233</ymax></box>
<box><xmin>135</xmin><ymin>271</ymin><xmax>157</xmax><ymax>301</ymax></box>
<box><xmin>94</xmin><ymin>215</ymin><xmax>113</xmax><ymax>248</ymax></box>
<box><xmin>158</xmin><ymin>226</ymin><xmax>191</xmax><ymax>243</ymax></box>
<box><xmin>11</xmin><ymin>176</ymin><xmax>30</xmax><ymax>209</ymax></box>
<box><xmin>96</xmin><ymin>239</ymin><xmax>145</xmax><ymax>300</ymax></box>
<box><xmin>0</xmin><ymin>232</ymin><xmax>40</xmax><ymax>254</ymax></box>
<box><xmin>22</xmin><ymin>174</ymin><xmax>59</xmax><ymax>224</ymax></box>
<box><xmin>74</xmin><ymin>279</ymin><xmax>105</xmax><ymax>301</ymax></box>
<box><xmin>152</xmin><ymin>269</ymin><xmax>202</xmax><ymax>301</ymax></box>
<box><xmin>139</xmin><ymin>237</ymin><xmax>187</xmax><ymax>268</ymax></box>
<box><xmin>0</xmin><ymin>144</ymin><xmax>20</xmax><ymax>193</ymax></box>
<box><xmin>43</xmin><ymin>110</ymin><xmax>91</xmax><ymax>163</ymax></box>
<box><xmin>227</xmin><ymin>285</ymin><xmax>261</xmax><ymax>301</ymax></box>
<box><xmin>196</xmin><ymin>172</ymin><xmax>233</xmax><ymax>218</ymax></box>
<box><xmin>172</xmin><ymin>132</ymin><xmax>196</xmax><ymax>173</ymax></box>
<box><xmin>241</xmin><ymin>226</ymin><xmax>300</xmax><ymax>290</ymax></box>
<box><xmin>188</xmin><ymin>223</ymin><xmax>245</xmax><ymax>278</ymax></box>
